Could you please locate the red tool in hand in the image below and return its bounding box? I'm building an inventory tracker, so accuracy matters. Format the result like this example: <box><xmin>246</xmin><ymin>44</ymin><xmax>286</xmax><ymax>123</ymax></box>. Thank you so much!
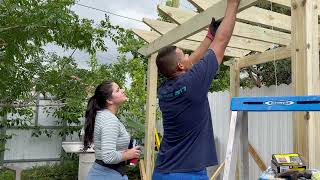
<box><xmin>128</xmin><ymin>139</ymin><xmax>139</xmax><ymax>166</ymax></box>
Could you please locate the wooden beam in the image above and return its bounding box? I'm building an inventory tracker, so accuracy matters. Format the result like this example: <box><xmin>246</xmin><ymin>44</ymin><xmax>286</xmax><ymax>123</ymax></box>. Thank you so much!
<box><xmin>143</xmin><ymin>18</ymin><xmax>272</xmax><ymax>52</ymax></box>
<box><xmin>291</xmin><ymin>0</ymin><xmax>320</xmax><ymax>168</ymax></box>
<box><xmin>138</xmin><ymin>0</ymin><xmax>259</xmax><ymax>56</ymax></box>
<box><xmin>189</xmin><ymin>0</ymin><xmax>320</xmax><ymax>31</ymax></box>
<box><xmin>157</xmin><ymin>5</ymin><xmax>197</xmax><ymax>24</ymax></box>
<box><xmin>132</xmin><ymin>29</ymin><xmax>199</xmax><ymax>51</ymax></box>
<box><xmin>132</xmin><ymin>29</ymin><xmax>250</xmax><ymax>57</ymax></box>
<box><xmin>248</xmin><ymin>143</ymin><xmax>267</xmax><ymax>171</ymax></box>
<box><xmin>237</xmin><ymin>6</ymin><xmax>291</xmax><ymax>32</ymax></box>
<box><xmin>189</xmin><ymin>0</ymin><xmax>291</xmax><ymax>11</ymax></box>
<box><xmin>229</xmin><ymin>60</ymin><xmax>240</xmax><ymax>180</ymax></box>
<box><xmin>230</xmin><ymin>59</ymin><xmax>240</xmax><ymax>97</ymax></box>
<box><xmin>187</xmin><ymin>1</ymin><xmax>291</xmax><ymax>31</ymax></box>
<box><xmin>144</xmin><ymin>53</ymin><xmax>158</xmax><ymax>180</ymax></box>
<box><xmin>158</xmin><ymin>6</ymin><xmax>291</xmax><ymax>45</ymax></box>
<box><xmin>144</xmin><ymin>20</ymin><xmax>273</xmax><ymax>53</ymax></box>
<box><xmin>139</xmin><ymin>159</ymin><xmax>147</xmax><ymax>180</ymax></box>
<box><xmin>210</xmin><ymin>161</ymin><xmax>225</xmax><ymax>180</ymax></box>
<box><xmin>236</xmin><ymin>46</ymin><xmax>291</xmax><ymax>68</ymax></box>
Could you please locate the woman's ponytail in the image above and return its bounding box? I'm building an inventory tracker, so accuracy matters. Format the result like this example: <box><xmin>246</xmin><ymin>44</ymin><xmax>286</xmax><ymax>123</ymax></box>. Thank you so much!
<box><xmin>83</xmin><ymin>80</ymin><xmax>114</xmax><ymax>151</ymax></box>
<box><xmin>83</xmin><ymin>96</ymin><xmax>99</xmax><ymax>151</ymax></box>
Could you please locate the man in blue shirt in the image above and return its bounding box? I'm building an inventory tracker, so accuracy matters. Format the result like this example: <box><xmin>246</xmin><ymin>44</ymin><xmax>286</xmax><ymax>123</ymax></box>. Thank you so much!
<box><xmin>153</xmin><ymin>0</ymin><xmax>241</xmax><ymax>179</ymax></box>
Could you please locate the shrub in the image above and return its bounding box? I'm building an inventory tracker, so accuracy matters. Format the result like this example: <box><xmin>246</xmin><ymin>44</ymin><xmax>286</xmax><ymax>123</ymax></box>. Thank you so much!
<box><xmin>0</xmin><ymin>168</ymin><xmax>15</xmax><ymax>180</ymax></box>
<box><xmin>21</xmin><ymin>160</ymin><xmax>78</xmax><ymax>180</ymax></box>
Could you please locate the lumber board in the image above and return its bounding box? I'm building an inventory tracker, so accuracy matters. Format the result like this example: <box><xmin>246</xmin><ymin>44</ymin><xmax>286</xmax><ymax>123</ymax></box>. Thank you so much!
<box><xmin>144</xmin><ymin>53</ymin><xmax>158</xmax><ymax>179</ymax></box>
<box><xmin>138</xmin><ymin>0</ymin><xmax>259</xmax><ymax>56</ymax></box>
<box><xmin>237</xmin><ymin>46</ymin><xmax>291</xmax><ymax>68</ymax></box>
<box><xmin>143</xmin><ymin>18</ymin><xmax>272</xmax><ymax>52</ymax></box>
<box><xmin>157</xmin><ymin>6</ymin><xmax>291</xmax><ymax>45</ymax></box>
<box><xmin>132</xmin><ymin>29</ymin><xmax>250</xmax><ymax>57</ymax></box>
<box><xmin>291</xmin><ymin>0</ymin><xmax>320</xmax><ymax>168</ymax></box>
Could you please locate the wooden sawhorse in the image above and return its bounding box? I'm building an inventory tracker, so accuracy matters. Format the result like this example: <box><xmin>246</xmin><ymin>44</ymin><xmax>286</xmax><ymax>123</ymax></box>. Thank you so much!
<box><xmin>222</xmin><ymin>96</ymin><xmax>320</xmax><ymax>180</ymax></box>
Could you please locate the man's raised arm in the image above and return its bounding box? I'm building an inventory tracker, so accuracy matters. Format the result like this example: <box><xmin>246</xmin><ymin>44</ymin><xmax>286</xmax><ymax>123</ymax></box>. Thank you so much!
<box><xmin>211</xmin><ymin>0</ymin><xmax>240</xmax><ymax>65</ymax></box>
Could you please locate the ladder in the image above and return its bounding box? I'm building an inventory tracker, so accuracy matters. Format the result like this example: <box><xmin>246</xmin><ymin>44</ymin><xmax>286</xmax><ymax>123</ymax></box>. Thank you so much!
<box><xmin>222</xmin><ymin>95</ymin><xmax>320</xmax><ymax>180</ymax></box>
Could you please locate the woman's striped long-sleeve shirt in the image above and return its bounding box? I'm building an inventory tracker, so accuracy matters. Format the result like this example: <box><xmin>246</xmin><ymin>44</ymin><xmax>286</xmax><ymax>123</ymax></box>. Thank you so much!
<box><xmin>94</xmin><ymin>109</ymin><xmax>130</xmax><ymax>164</ymax></box>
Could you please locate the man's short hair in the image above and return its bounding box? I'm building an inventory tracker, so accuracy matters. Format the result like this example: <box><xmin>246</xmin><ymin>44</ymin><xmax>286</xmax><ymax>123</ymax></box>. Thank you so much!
<box><xmin>156</xmin><ymin>46</ymin><xmax>180</xmax><ymax>78</ymax></box>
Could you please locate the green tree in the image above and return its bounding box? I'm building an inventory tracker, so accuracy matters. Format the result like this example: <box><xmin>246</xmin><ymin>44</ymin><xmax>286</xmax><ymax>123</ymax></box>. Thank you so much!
<box><xmin>0</xmin><ymin>0</ymin><xmax>115</xmax><ymax>140</ymax></box>
<box><xmin>0</xmin><ymin>0</ymin><xmax>151</xmax><ymax>144</ymax></box>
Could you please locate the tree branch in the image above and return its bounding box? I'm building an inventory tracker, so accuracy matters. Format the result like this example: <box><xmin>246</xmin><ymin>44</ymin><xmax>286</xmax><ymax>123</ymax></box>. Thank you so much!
<box><xmin>245</xmin><ymin>67</ymin><xmax>262</xmax><ymax>87</ymax></box>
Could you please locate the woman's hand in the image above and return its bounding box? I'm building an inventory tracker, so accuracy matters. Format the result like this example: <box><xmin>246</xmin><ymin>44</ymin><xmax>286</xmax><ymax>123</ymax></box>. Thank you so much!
<box><xmin>122</xmin><ymin>146</ymin><xmax>141</xmax><ymax>160</ymax></box>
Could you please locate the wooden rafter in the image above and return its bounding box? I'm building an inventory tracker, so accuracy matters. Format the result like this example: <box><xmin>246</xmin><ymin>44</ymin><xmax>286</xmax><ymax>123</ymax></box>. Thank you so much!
<box><xmin>189</xmin><ymin>0</ymin><xmax>320</xmax><ymax>14</ymax></box>
<box><xmin>237</xmin><ymin>6</ymin><xmax>290</xmax><ymax>32</ymax></box>
<box><xmin>158</xmin><ymin>5</ymin><xmax>291</xmax><ymax>32</ymax></box>
<box><xmin>157</xmin><ymin>5</ymin><xmax>291</xmax><ymax>45</ymax></box>
<box><xmin>143</xmin><ymin>18</ymin><xmax>273</xmax><ymax>52</ymax></box>
<box><xmin>138</xmin><ymin>0</ymin><xmax>259</xmax><ymax>56</ymax></box>
<box><xmin>132</xmin><ymin>29</ymin><xmax>250</xmax><ymax>57</ymax></box>
<box><xmin>188</xmin><ymin>0</ymin><xmax>320</xmax><ymax>33</ymax></box>
<box><xmin>189</xmin><ymin>0</ymin><xmax>291</xmax><ymax>11</ymax></box>
<box><xmin>236</xmin><ymin>46</ymin><xmax>291</xmax><ymax>68</ymax></box>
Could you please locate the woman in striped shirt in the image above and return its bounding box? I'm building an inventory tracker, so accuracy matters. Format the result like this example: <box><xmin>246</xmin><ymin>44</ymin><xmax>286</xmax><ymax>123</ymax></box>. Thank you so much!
<box><xmin>84</xmin><ymin>80</ymin><xmax>141</xmax><ymax>180</ymax></box>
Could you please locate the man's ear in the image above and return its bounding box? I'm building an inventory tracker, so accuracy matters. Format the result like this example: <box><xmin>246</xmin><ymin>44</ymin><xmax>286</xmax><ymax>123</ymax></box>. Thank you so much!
<box><xmin>176</xmin><ymin>62</ymin><xmax>185</xmax><ymax>71</ymax></box>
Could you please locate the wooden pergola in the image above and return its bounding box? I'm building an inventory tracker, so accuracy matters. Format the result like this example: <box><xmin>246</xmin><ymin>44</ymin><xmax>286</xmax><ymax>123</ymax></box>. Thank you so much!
<box><xmin>132</xmin><ymin>0</ymin><xmax>320</xmax><ymax>179</ymax></box>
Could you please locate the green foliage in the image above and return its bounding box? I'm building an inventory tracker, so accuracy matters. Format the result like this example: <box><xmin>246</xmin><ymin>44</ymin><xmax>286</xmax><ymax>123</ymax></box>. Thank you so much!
<box><xmin>0</xmin><ymin>0</ymin><xmax>114</xmax><ymax>138</ymax></box>
<box><xmin>209</xmin><ymin>64</ymin><xmax>230</xmax><ymax>92</ymax></box>
<box><xmin>241</xmin><ymin>59</ymin><xmax>291</xmax><ymax>87</ymax></box>
<box><xmin>21</xmin><ymin>160</ymin><xmax>78</xmax><ymax>180</ymax></box>
<box><xmin>126</xmin><ymin>165</ymin><xmax>141</xmax><ymax>180</ymax></box>
<box><xmin>0</xmin><ymin>168</ymin><xmax>15</xmax><ymax>180</ymax></box>
<box><xmin>109</xmin><ymin>29</ymin><xmax>148</xmax><ymax>139</ymax></box>
<box><xmin>0</xmin><ymin>0</ymin><xmax>150</xmax><ymax>146</ymax></box>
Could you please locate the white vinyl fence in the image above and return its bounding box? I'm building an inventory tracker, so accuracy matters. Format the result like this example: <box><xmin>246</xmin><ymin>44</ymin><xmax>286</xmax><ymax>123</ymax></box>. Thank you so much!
<box><xmin>3</xmin><ymin>98</ymin><xmax>80</xmax><ymax>169</ymax></box>
<box><xmin>209</xmin><ymin>84</ymin><xmax>293</xmax><ymax>179</ymax></box>
<box><xmin>4</xmin><ymin>84</ymin><xmax>294</xmax><ymax>180</ymax></box>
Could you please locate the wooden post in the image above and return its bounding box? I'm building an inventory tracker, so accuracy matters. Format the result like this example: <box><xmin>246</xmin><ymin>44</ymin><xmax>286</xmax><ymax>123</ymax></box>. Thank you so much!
<box><xmin>248</xmin><ymin>143</ymin><xmax>267</xmax><ymax>171</ymax></box>
<box><xmin>139</xmin><ymin>159</ymin><xmax>147</xmax><ymax>180</ymax></box>
<box><xmin>291</xmin><ymin>0</ymin><xmax>320</xmax><ymax>168</ymax></box>
<box><xmin>229</xmin><ymin>59</ymin><xmax>240</xmax><ymax>98</ymax></box>
<box><xmin>229</xmin><ymin>60</ymin><xmax>240</xmax><ymax>180</ymax></box>
<box><xmin>144</xmin><ymin>53</ymin><xmax>158</xmax><ymax>179</ymax></box>
<box><xmin>228</xmin><ymin>59</ymin><xmax>267</xmax><ymax>177</ymax></box>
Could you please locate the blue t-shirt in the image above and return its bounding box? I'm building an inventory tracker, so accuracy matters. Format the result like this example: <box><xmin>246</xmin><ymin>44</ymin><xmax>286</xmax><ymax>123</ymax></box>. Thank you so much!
<box><xmin>155</xmin><ymin>49</ymin><xmax>219</xmax><ymax>173</ymax></box>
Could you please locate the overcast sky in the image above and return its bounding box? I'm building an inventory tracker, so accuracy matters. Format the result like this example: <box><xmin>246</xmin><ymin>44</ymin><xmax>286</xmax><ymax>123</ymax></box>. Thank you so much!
<box><xmin>46</xmin><ymin>0</ymin><xmax>196</xmax><ymax>68</ymax></box>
